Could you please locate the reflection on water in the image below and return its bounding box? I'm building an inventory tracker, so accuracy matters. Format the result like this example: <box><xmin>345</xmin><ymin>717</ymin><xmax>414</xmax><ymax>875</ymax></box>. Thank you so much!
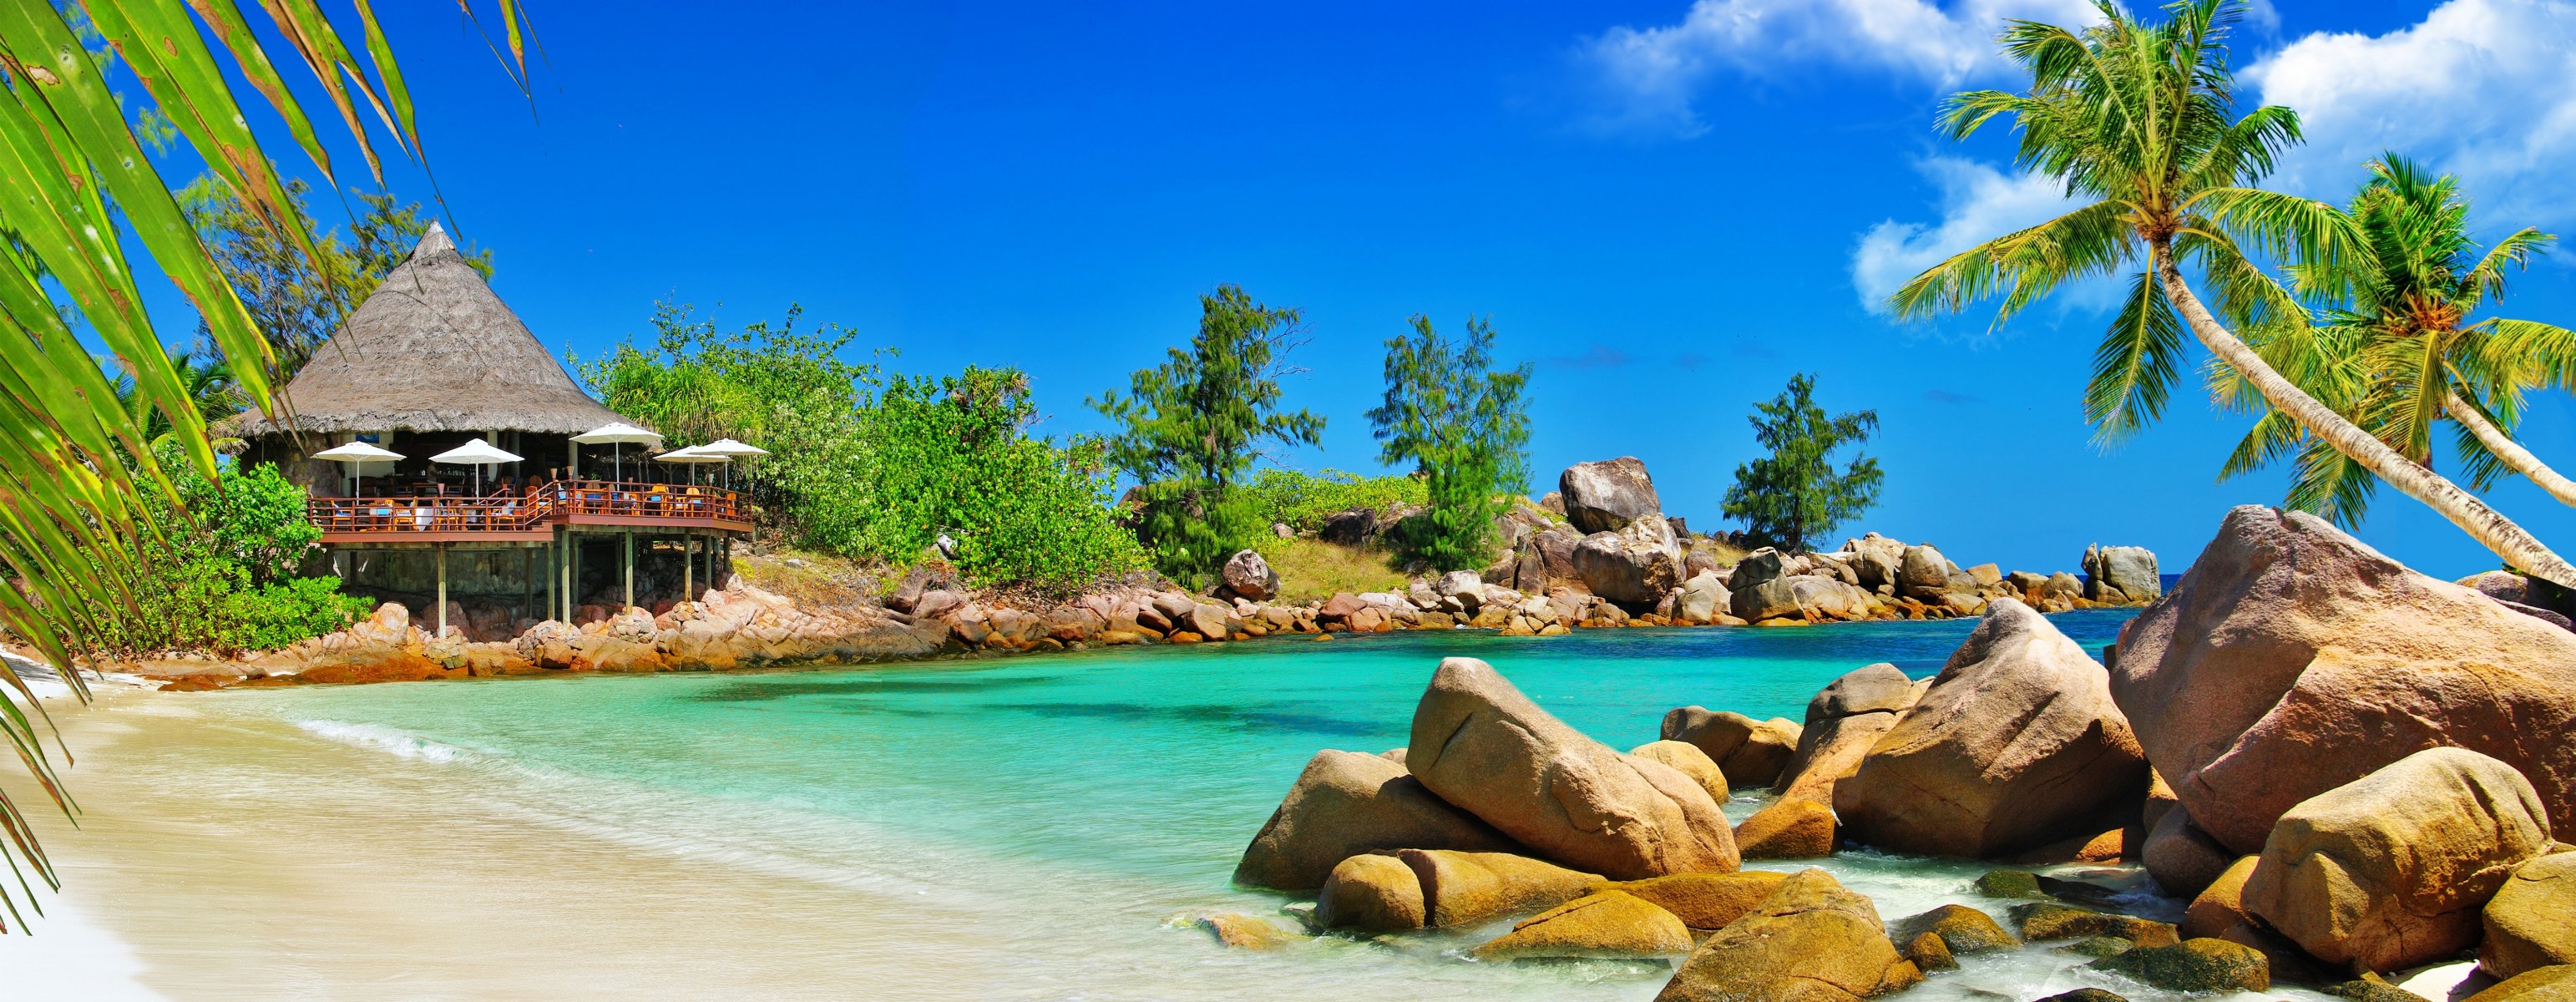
<box><xmin>35</xmin><ymin>611</ymin><xmax>2348</xmax><ymax>1002</ymax></box>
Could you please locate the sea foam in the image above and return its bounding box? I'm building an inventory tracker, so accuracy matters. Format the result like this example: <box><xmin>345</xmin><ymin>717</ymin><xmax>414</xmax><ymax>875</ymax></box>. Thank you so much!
<box><xmin>294</xmin><ymin>718</ymin><xmax>472</xmax><ymax>762</ymax></box>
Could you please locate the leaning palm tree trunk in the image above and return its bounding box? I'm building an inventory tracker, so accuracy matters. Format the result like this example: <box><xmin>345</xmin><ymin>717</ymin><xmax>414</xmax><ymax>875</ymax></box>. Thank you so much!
<box><xmin>2447</xmin><ymin>390</ymin><xmax>2576</xmax><ymax>510</ymax></box>
<box><xmin>2153</xmin><ymin>242</ymin><xmax>2576</xmax><ymax>584</ymax></box>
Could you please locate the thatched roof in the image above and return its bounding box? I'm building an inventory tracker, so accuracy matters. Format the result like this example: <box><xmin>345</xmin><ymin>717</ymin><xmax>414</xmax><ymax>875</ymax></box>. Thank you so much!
<box><xmin>225</xmin><ymin>223</ymin><xmax>635</xmax><ymax>438</ymax></box>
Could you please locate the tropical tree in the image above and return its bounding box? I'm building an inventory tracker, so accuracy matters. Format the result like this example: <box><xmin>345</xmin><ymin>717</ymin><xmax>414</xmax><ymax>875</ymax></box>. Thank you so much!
<box><xmin>1368</xmin><ymin>314</ymin><xmax>1532</xmax><ymax>572</ymax></box>
<box><xmin>1887</xmin><ymin>0</ymin><xmax>2576</xmax><ymax>584</ymax></box>
<box><xmin>111</xmin><ymin>350</ymin><xmax>245</xmax><ymax>453</ymax></box>
<box><xmin>1091</xmin><ymin>285</ymin><xmax>1325</xmax><ymax>582</ymax></box>
<box><xmin>2215</xmin><ymin>155</ymin><xmax>2576</xmax><ymax>525</ymax></box>
<box><xmin>1721</xmin><ymin>373</ymin><xmax>1883</xmax><ymax>553</ymax></box>
<box><xmin>0</xmin><ymin>0</ymin><xmax>536</xmax><ymax>933</ymax></box>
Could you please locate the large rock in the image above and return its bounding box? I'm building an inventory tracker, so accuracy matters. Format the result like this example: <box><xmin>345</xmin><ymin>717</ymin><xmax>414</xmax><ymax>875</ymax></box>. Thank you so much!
<box><xmin>1234</xmin><ymin>748</ymin><xmax>1517</xmax><ymax>892</ymax></box>
<box><xmin>2245</xmin><ymin>747</ymin><xmax>2553</xmax><ymax>972</ymax></box>
<box><xmin>2083</xmin><ymin>544</ymin><xmax>2161</xmax><ymax>604</ymax></box>
<box><xmin>1400</xmin><ymin>848</ymin><xmax>1602</xmax><ymax>929</ymax></box>
<box><xmin>2180</xmin><ymin>855</ymin><xmax>2260</xmax><ymax>940</ymax></box>
<box><xmin>1675</xmin><ymin>571</ymin><xmax>1728</xmax><ymax>625</ymax></box>
<box><xmin>1630</xmin><ymin>741</ymin><xmax>1731</xmax><ymax>806</ymax></box>
<box><xmin>1775</xmin><ymin>663</ymin><xmax>1925</xmax><ymax>803</ymax></box>
<box><xmin>1892</xmin><ymin>903</ymin><xmax>2018</xmax><ymax>955</ymax></box>
<box><xmin>1517</xmin><ymin>525</ymin><xmax>1582</xmax><ymax>590</ymax></box>
<box><xmin>2110</xmin><ymin>506</ymin><xmax>2576</xmax><ymax>855</ymax></box>
<box><xmin>2087</xmin><ymin>939</ymin><xmax>2270</xmax><ymax>993</ymax></box>
<box><xmin>1734</xmin><ymin>798</ymin><xmax>1836</xmax><ymax>859</ymax></box>
<box><xmin>1835</xmin><ymin>599</ymin><xmax>2148</xmax><ymax>857</ymax></box>
<box><xmin>1560</xmin><ymin>457</ymin><xmax>1663</xmax><ymax>534</ymax></box>
<box><xmin>1607</xmin><ymin>870</ymin><xmax>1788</xmax><ymax>931</ymax></box>
<box><xmin>1572</xmin><ymin>515</ymin><xmax>1683</xmax><ymax>605</ymax></box>
<box><xmin>1470</xmin><ymin>890</ymin><xmax>1692</xmax><ymax>960</ymax></box>
<box><xmin>2486</xmin><ymin>852</ymin><xmax>2576</xmax><ymax>980</ymax></box>
<box><xmin>1220</xmin><ymin>549</ymin><xmax>1279</xmax><ymax>601</ymax></box>
<box><xmin>2467</xmin><ymin>964</ymin><xmax>2576</xmax><ymax>1001</ymax></box>
<box><xmin>1409</xmin><ymin>658</ymin><xmax>1738</xmax><ymax>879</ymax></box>
<box><xmin>1898</xmin><ymin>544</ymin><xmax>1954</xmax><ymax>599</ymax></box>
<box><xmin>1663</xmin><ymin>706</ymin><xmax>1801</xmax><ymax>787</ymax></box>
<box><xmin>2142</xmin><ymin>807</ymin><xmax>2237</xmax><ymax>898</ymax></box>
<box><xmin>1655</xmin><ymin>868</ymin><xmax>1923</xmax><ymax>1002</ymax></box>
<box><xmin>1843</xmin><ymin>534</ymin><xmax>1906</xmax><ymax>594</ymax></box>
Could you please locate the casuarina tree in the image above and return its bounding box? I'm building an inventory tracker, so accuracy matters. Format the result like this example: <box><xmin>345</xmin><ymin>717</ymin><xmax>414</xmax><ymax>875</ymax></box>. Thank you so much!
<box><xmin>1369</xmin><ymin>314</ymin><xmax>1532</xmax><ymax>572</ymax></box>
<box><xmin>1722</xmin><ymin>373</ymin><xmax>1882</xmax><ymax>553</ymax></box>
<box><xmin>1091</xmin><ymin>286</ymin><xmax>1325</xmax><ymax>581</ymax></box>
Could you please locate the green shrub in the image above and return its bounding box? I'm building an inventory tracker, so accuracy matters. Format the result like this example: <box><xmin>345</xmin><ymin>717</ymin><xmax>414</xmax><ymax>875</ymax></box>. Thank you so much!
<box><xmin>1237</xmin><ymin>468</ymin><xmax>1427</xmax><ymax>532</ymax></box>
<box><xmin>97</xmin><ymin>456</ymin><xmax>372</xmax><ymax>655</ymax></box>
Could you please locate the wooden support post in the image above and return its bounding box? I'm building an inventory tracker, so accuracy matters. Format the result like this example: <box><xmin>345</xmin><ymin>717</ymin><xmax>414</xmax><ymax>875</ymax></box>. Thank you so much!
<box><xmin>623</xmin><ymin>530</ymin><xmax>634</xmax><ymax>610</ymax></box>
<box><xmin>559</xmin><ymin>530</ymin><xmax>573</xmax><ymax>620</ymax></box>
<box><xmin>435</xmin><ymin>544</ymin><xmax>449</xmax><ymax>637</ymax></box>
<box><xmin>682</xmin><ymin>534</ymin><xmax>694</xmax><ymax>602</ymax></box>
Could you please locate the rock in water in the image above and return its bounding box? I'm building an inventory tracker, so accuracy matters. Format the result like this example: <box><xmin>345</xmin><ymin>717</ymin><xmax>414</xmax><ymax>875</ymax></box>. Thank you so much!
<box><xmin>2180</xmin><ymin>855</ymin><xmax>2260</xmax><ymax>940</ymax></box>
<box><xmin>1629</xmin><ymin>741</ymin><xmax>1731</xmax><ymax>805</ymax></box>
<box><xmin>1775</xmin><ymin>663</ymin><xmax>1924</xmax><ymax>804</ymax></box>
<box><xmin>1572</xmin><ymin>515</ymin><xmax>1683</xmax><ymax>605</ymax></box>
<box><xmin>1220</xmin><ymin>549</ymin><xmax>1279</xmax><ymax>601</ymax></box>
<box><xmin>1607</xmin><ymin>870</ymin><xmax>1788</xmax><ymax>932</ymax></box>
<box><xmin>2486</xmin><ymin>852</ymin><xmax>2576</xmax><ymax>980</ymax></box>
<box><xmin>2244</xmin><ymin>746</ymin><xmax>2553</xmax><ymax>972</ymax></box>
<box><xmin>1233</xmin><ymin>748</ymin><xmax>1517</xmax><ymax>892</ymax></box>
<box><xmin>2108</xmin><ymin>506</ymin><xmax>2576</xmax><ymax>856</ymax></box>
<box><xmin>1655</xmin><ymin>868</ymin><xmax>1922</xmax><ymax>1002</ymax></box>
<box><xmin>2142</xmin><ymin>807</ymin><xmax>2236</xmax><ymax>898</ymax></box>
<box><xmin>2011</xmin><ymin>903</ymin><xmax>2179</xmax><ymax>946</ymax></box>
<box><xmin>1835</xmin><ymin>599</ymin><xmax>2148</xmax><ymax>858</ymax></box>
<box><xmin>1663</xmin><ymin>706</ymin><xmax>1801</xmax><ymax>787</ymax></box>
<box><xmin>2465</xmin><ymin>964</ymin><xmax>2576</xmax><ymax>1001</ymax></box>
<box><xmin>1470</xmin><ymin>890</ymin><xmax>1693</xmax><ymax>960</ymax></box>
<box><xmin>2087</xmin><ymin>939</ymin><xmax>2269</xmax><ymax>993</ymax></box>
<box><xmin>1399</xmin><ymin>849</ymin><xmax>1601</xmax><ymax>929</ymax></box>
<box><xmin>1559</xmin><ymin>457</ymin><xmax>1663</xmax><ymax>534</ymax></box>
<box><xmin>1734</xmin><ymin>798</ymin><xmax>1837</xmax><ymax>859</ymax></box>
<box><xmin>1409</xmin><ymin>658</ymin><xmax>1738</xmax><ymax>879</ymax></box>
<box><xmin>2082</xmin><ymin>544</ymin><xmax>2162</xmax><ymax>604</ymax></box>
<box><xmin>1891</xmin><ymin>903</ymin><xmax>2019</xmax><ymax>955</ymax></box>
<box><xmin>1315</xmin><ymin>853</ymin><xmax>1426</xmax><ymax>932</ymax></box>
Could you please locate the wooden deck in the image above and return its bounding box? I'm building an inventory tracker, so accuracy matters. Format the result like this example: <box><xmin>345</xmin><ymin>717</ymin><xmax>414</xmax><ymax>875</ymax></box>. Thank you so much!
<box><xmin>312</xmin><ymin>479</ymin><xmax>752</xmax><ymax>544</ymax></box>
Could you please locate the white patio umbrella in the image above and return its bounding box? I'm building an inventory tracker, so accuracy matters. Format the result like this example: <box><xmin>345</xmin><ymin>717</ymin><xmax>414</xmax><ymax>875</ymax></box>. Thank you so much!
<box><xmin>431</xmin><ymin>438</ymin><xmax>523</xmax><ymax>494</ymax></box>
<box><xmin>653</xmin><ymin>445</ymin><xmax>729</xmax><ymax>487</ymax></box>
<box><xmin>311</xmin><ymin>441</ymin><xmax>403</xmax><ymax>496</ymax></box>
<box><xmin>571</xmin><ymin>422</ymin><xmax>664</xmax><ymax>482</ymax></box>
<box><xmin>692</xmin><ymin>438</ymin><xmax>767</xmax><ymax>490</ymax></box>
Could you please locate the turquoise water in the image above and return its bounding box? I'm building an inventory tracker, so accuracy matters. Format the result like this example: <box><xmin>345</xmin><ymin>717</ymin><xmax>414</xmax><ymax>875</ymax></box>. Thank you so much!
<box><xmin>202</xmin><ymin>612</ymin><xmax>2266</xmax><ymax>1002</ymax></box>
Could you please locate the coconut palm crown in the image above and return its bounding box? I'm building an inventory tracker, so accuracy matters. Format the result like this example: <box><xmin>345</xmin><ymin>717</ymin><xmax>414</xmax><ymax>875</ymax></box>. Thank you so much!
<box><xmin>2215</xmin><ymin>154</ymin><xmax>2576</xmax><ymax>527</ymax></box>
<box><xmin>1885</xmin><ymin>0</ymin><xmax>2576</xmax><ymax>584</ymax></box>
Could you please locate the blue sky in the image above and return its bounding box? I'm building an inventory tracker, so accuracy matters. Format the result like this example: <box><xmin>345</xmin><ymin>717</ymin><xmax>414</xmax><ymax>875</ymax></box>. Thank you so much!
<box><xmin>149</xmin><ymin>0</ymin><xmax>2576</xmax><ymax>579</ymax></box>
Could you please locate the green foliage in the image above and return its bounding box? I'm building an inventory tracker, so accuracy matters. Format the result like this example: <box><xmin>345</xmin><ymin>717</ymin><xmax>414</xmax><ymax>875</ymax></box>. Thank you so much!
<box><xmin>97</xmin><ymin>455</ymin><xmax>371</xmax><ymax>655</ymax></box>
<box><xmin>1237</xmin><ymin>468</ymin><xmax>1428</xmax><ymax>533</ymax></box>
<box><xmin>580</xmin><ymin>308</ymin><xmax>1141</xmax><ymax>591</ymax></box>
<box><xmin>1369</xmin><ymin>314</ymin><xmax>1531</xmax><ymax>572</ymax></box>
<box><xmin>867</xmin><ymin>367</ymin><xmax>1146</xmax><ymax>590</ymax></box>
<box><xmin>1721</xmin><ymin>374</ymin><xmax>1883</xmax><ymax>554</ymax></box>
<box><xmin>2217</xmin><ymin>154</ymin><xmax>2575</xmax><ymax>526</ymax></box>
<box><xmin>181</xmin><ymin>177</ymin><xmax>493</xmax><ymax>376</ymax></box>
<box><xmin>577</xmin><ymin>303</ymin><xmax>877</xmax><ymax>552</ymax></box>
<box><xmin>1091</xmin><ymin>285</ymin><xmax>1325</xmax><ymax>582</ymax></box>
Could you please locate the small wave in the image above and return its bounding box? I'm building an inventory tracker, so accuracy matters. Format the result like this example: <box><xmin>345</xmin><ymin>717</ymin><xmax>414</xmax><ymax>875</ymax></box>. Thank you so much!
<box><xmin>294</xmin><ymin>719</ymin><xmax>472</xmax><ymax>762</ymax></box>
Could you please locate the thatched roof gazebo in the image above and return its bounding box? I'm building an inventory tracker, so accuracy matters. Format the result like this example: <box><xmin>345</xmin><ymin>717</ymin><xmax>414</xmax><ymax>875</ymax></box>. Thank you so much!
<box><xmin>229</xmin><ymin>222</ymin><xmax>637</xmax><ymax>492</ymax></box>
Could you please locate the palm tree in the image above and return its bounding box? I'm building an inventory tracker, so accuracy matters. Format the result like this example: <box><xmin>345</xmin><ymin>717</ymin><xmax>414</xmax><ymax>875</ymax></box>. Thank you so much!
<box><xmin>111</xmin><ymin>350</ymin><xmax>247</xmax><ymax>453</ymax></box>
<box><xmin>0</xmin><ymin>0</ymin><xmax>534</xmax><ymax>933</ymax></box>
<box><xmin>1888</xmin><ymin>0</ymin><xmax>2576</xmax><ymax>584</ymax></box>
<box><xmin>2216</xmin><ymin>155</ymin><xmax>2576</xmax><ymax>525</ymax></box>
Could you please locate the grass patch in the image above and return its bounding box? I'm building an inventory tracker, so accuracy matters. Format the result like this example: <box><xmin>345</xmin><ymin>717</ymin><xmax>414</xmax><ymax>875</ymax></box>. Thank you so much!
<box><xmin>733</xmin><ymin>550</ymin><xmax>882</xmax><ymax>609</ymax></box>
<box><xmin>1688</xmin><ymin>537</ymin><xmax>1750</xmax><ymax>569</ymax></box>
<box><xmin>1255</xmin><ymin>536</ymin><xmax>1410</xmax><ymax>604</ymax></box>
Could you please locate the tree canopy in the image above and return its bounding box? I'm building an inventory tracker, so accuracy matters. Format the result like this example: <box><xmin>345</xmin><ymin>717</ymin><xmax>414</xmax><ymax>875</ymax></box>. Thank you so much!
<box><xmin>1722</xmin><ymin>373</ymin><xmax>1882</xmax><ymax>553</ymax></box>
<box><xmin>1369</xmin><ymin>314</ymin><xmax>1531</xmax><ymax>572</ymax></box>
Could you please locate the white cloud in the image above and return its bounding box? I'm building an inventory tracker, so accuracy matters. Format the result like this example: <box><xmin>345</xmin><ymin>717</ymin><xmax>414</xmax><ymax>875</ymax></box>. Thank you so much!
<box><xmin>1578</xmin><ymin>0</ymin><xmax>2099</xmax><ymax>136</ymax></box>
<box><xmin>1851</xmin><ymin>157</ymin><xmax>2084</xmax><ymax>314</ymax></box>
<box><xmin>2247</xmin><ymin>0</ymin><xmax>2576</xmax><ymax>228</ymax></box>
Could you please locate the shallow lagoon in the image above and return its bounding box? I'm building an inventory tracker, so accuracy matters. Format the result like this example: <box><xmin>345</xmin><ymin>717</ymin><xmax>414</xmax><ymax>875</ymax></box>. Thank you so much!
<box><xmin>180</xmin><ymin>610</ymin><xmax>2324</xmax><ymax>1002</ymax></box>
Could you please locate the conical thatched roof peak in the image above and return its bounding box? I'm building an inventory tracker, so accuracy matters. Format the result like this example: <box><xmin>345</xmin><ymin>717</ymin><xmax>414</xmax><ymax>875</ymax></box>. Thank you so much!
<box><xmin>226</xmin><ymin>224</ymin><xmax>633</xmax><ymax>438</ymax></box>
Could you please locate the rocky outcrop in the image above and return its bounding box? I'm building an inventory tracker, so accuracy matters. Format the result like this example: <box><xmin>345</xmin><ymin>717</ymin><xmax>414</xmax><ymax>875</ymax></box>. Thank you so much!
<box><xmin>1409</xmin><ymin>658</ymin><xmax>1738</xmax><ymax>879</ymax></box>
<box><xmin>1233</xmin><ymin>749</ymin><xmax>1517</xmax><ymax>892</ymax></box>
<box><xmin>2243</xmin><ymin>746</ymin><xmax>2553</xmax><ymax>972</ymax></box>
<box><xmin>1560</xmin><ymin>457</ymin><xmax>1663</xmax><ymax>534</ymax></box>
<box><xmin>1674</xmin><ymin>571</ymin><xmax>1728</xmax><ymax>625</ymax></box>
<box><xmin>1892</xmin><ymin>903</ymin><xmax>2017</xmax><ymax>956</ymax></box>
<box><xmin>2486</xmin><ymin>852</ymin><xmax>2576</xmax><ymax>980</ymax></box>
<box><xmin>1629</xmin><ymin>741</ymin><xmax>1731</xmax><ymax>806</ymax></box>
<box><xmin>1400</xmin><ymin>849</ymin><xmax>1602</xmax><ymax>929</ymax></box>
<box><xmin>2143</xmin><ymin>807</ymin><xmax>2236</xmax><ymax>898</ymax></box>
<box><xmin>2109</xmin><ymin>506</ymin><xmax>2576</xmax><ymax>856</ymax></box>
<box><xmin>1656</xmin><ymin>868</ymin><xmax>1922</xmax><ymax>1002</ymax></box>
<box><xmin>2467</xmin><ymin>965</ymin><xmax>2576</xmax><ymax>1001</ymax></box>
<box><xmin>2083</xmin><ymin>544</ymin><xmax>2161</xmax><ymax>604</ymax></box>
<box><xmin>1606</xmin><ymin>870</ymin><xmax>1788</xmax><ymax>932</ymax></box>
<box><xmin>1315</xmin><ymin>853</ymin><xmax>1426</xmax><ymax>932</ymax></box>
<box><xmin>2180</xmin><ymin>855</ymin><xmax>2260</xmax><ymax>940</ymax></box>
<box><xmin>1662</xmin><ymin>707</ymin><xmax>1800</xmax><ymax>787</ymax></box>
<box><xmin>1572</xmin><ymin>515</ymin><xmax>1683</xmax><ymax>605</ymax></box>
<box><xmin>1470</xmin><ymin>890</ymin><xmax>1692</xmax><ymax>960</ymax></box>
<box><xmin>1775</xmin><ymin>663</ymin><xmax>1924</xmax><ymax>803</ymax></box>
<box><xmin>2087</xmin><ymin>939</ymin><xmax>2269</xmax><ymax>993</ymax></box>
<box><xmin>1733</xmin><ymin>798</ymin><xmax>1836</xmax><ymax>859</ymax></box>
<box><xmin>1835</xmin><ymin>600</ymin><xmax>2148</xmax><ymax>858</ymax></box>
<box><xmin>1220</xmin><ymin>549</ymin><xmax>1278</xmax><ymax>601</ymax></box>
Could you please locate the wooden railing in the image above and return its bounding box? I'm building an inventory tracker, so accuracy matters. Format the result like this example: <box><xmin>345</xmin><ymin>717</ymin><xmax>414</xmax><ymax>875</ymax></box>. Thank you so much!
<box><xmin>309</xmin><ymin>480</ymin><xmax>742</xmax><ymax>537</ymax></box>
